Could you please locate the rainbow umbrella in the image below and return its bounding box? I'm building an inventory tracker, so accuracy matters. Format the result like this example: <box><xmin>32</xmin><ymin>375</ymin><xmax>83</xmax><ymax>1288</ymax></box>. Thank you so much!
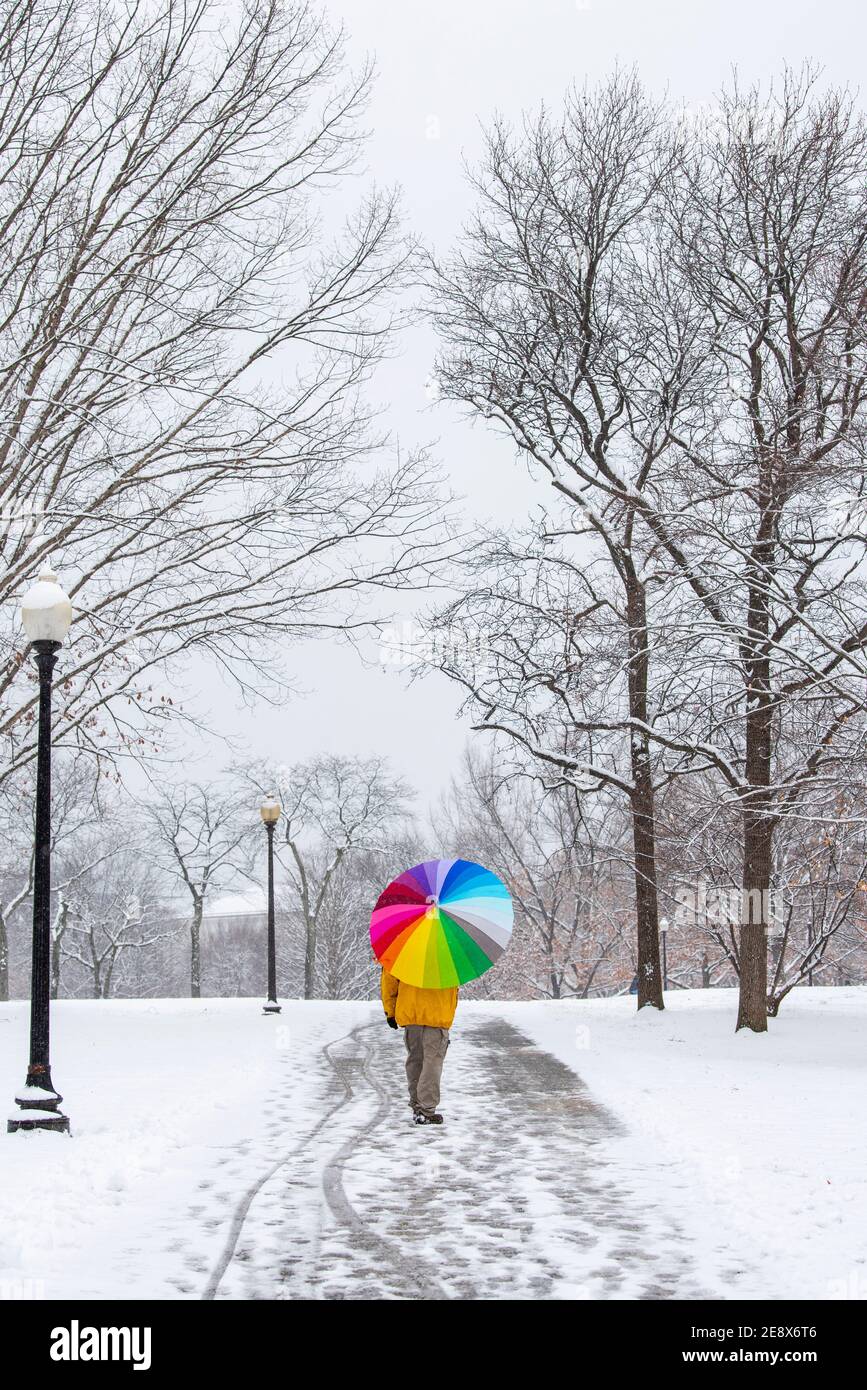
<box><xmin>370</xmin><ymin>858</ymin><xmax>512</xmax><ymax>988</ymax></box>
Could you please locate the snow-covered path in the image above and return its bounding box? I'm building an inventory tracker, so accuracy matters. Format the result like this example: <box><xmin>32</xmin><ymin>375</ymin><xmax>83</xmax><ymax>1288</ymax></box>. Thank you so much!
<box><xmin>4</xmin><ymin>991</ymin><xmax>865</xmax><ymax>1301</ymax></box>
<box><xmin>207</xmin><ymin>1014</ymin><xmax>709</xmax><ymax>1300</ymax></box>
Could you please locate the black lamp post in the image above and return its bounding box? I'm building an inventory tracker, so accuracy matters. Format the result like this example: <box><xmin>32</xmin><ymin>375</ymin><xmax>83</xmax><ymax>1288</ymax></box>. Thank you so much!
<box><xmin>260</xmin><ymin>794</ymin><xmax>281</xmax><ymax>1015</ymax></box>
<box><xmin>660</xmin><ymin>917</ymin><xmax>669</xmax><ymax>993</ymax></box>
<box><xmin>9</xmin><ymin>569</ymin><xmax>72</xmax><ymax>1135</ymax></box>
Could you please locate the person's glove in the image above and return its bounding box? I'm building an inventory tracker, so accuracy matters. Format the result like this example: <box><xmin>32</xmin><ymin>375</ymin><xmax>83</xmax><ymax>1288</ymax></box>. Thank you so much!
<box><xmin>386</xmin><ymin>1015</ymin><xmax>398</xmax><ymax>1030</ymax></box>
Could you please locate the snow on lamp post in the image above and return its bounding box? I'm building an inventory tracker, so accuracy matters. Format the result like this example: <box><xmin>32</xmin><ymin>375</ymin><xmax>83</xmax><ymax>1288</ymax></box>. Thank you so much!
<box><xmin>659</xmin><ymin>917</ymin><xmax>669</xmax><ymax>993</ymax></box>
<box><xmin>260</xmin><ymin>795</ymin><xmax>281</xmax><ymax>1016</ymax></box>
<box><xmin>9</xmin><ymin>569</ymin><xmax>73</xmax><ymax>1134</ymax></box>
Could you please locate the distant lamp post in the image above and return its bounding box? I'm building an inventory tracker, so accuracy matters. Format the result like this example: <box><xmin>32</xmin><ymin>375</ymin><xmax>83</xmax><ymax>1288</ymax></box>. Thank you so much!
<box><xmin>9</xmin><ymin>569</ymin><xmax>73</xmax><ymax>1135</ymax></box>
<box><xmin>260</xmin><ymin>795</ymin><xmax>281</xmax><ymax>1016</ymax></box>
<box><xmin>659</xmin><ymin>917</ymin><xmax>669</xmax><ymax>992</ymax></box>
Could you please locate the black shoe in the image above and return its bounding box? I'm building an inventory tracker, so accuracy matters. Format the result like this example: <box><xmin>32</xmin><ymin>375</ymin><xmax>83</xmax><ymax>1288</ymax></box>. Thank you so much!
<box><xmin>413</xmin><ymin>1111</ymin><xmax>444</xmax><ymax>1126</ymax></box>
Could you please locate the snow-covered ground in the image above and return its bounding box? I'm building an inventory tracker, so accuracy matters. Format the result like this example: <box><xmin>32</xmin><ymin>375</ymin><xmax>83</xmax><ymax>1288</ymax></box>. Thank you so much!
<box><xmin>506</xmin><ymin>989</ymin><xmax>867</xmax><ymax>1302</ymax></box>
<box><xmin>0</xmin><ymin>989</ymin><xmax>864</xmax><ymax>1300</ymax></box>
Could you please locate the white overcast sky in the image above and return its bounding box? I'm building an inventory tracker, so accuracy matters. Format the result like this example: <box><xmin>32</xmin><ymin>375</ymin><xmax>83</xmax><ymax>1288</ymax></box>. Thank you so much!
<box><xmin>187</xmin><ymin>0</ymin><xmax>866</xmax><ymax>809</ymax></box>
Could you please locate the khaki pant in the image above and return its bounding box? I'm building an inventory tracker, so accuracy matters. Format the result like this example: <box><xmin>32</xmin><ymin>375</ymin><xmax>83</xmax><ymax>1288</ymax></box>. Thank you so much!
<box><xmin>404</xmin><ymin>1025</ymin><xmax>450</xmax><ymax>1117</ymax></box>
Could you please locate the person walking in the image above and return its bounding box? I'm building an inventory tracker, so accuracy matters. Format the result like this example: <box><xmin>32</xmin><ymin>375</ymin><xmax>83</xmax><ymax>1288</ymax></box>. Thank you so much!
<box><xmin>380</xmin><ymin>968</ymin><xmax>457</xmax><ymax>1125</ymax></box>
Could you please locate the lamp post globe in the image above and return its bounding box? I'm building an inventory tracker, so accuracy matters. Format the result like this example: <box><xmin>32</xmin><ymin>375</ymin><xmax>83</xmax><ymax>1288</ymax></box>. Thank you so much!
<box><xmin>260</xmin><ymin>795</ymin><xmax>281</xmax><ymax>1015</ymax></box>
<box><xmin>21</xmin><ymin>569</ymin><xmax>73</xmax><ymax>645</ymax></box>
<box><xmin>9</xmin><ymin>569</ymin><xmax>72</xmax><ymax>1134</ymax></box>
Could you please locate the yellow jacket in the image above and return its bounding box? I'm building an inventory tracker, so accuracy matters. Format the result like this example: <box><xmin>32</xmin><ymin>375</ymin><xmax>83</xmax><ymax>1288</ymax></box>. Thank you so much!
<box><xmin>381</xmin><ymin>969</ymin><xmax>458</xmax><ymax>1030</ymax></box>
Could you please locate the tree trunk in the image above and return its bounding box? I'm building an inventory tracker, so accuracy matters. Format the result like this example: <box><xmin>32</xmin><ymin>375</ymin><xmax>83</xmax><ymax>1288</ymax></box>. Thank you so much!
<box><xmin>625</xmin><ymin>573</ymin><xmax>664</xmax><ymax>1011</ymax></box>
<box><xmin>737</xmin><ymin>802</ymin><xmax>772</xmax><ymax>1031</ymax></box>
<box><xmin>191</xmin><ymin>899</ymin><xmax>202</xmax><ymax>999</ymax></box>
<box><xmin>0</xmin><ymin>914</ymin><xmax>8</xmax><ymax>1001</ymax></box>
<box><xmin>51</xmin><ymin>927</ymin><xmax>60</xmax><ymax>1000</ymax></box>
<box><xmin>51</xmin><ymin>898</ymin><xmax>69</xmax><ymax>999</ymax></box>
<box><xmin>304</xmin><ymin>914</ymin><xmax>316</xmax><ymax>1000</ymax></box>
<box><xmin>736</xmin><ymin>504</ymin><xmax>774</xmax><ymax>1033</ymax></box>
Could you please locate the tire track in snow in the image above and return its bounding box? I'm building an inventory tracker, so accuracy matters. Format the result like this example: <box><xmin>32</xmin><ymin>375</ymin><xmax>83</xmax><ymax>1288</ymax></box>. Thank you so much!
<box><xmin>201</xmin><ymin>1020</ymin><xmax>368</xmax><ymax>1300</ymax></box>
<box><xmin>203</xmin><ymin>1019</ymin><xmax>448</xmax><ymax>1300</ymax></box>
<box><xmin>318</xmin><ymin>1023</ymin><xmax>449</xmax><ymax>1300</ymax></box>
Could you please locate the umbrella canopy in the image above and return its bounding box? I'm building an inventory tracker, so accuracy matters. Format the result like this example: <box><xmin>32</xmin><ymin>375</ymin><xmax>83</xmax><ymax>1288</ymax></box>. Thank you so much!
<box><xmin>370</xmin><ymin>858</ymin><xmax>513</xmax><ymax>988</ymax></box>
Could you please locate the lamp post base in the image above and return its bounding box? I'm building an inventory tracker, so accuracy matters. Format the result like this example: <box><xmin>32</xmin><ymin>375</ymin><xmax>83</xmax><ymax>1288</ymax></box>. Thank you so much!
<box><xmin>8</xmin><ymin>1111</ymin><xmax>70</xmax><ymax>1134</ymax></box>
<box><xmin>262</xmin><ymin>1002</ymin><xmax>282</xmax><ymax>1015</ymax></box>
<box><xmin>8</xmin><ymin>1086</ymin><xmax>70</xmax><ymax>1134</ymax></box>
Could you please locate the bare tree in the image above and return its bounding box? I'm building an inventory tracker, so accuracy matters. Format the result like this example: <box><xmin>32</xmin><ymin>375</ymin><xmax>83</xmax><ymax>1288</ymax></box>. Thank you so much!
<box><xmin>145</xmin><ymin>781</ymin><xmax>253</xmax><ymax>997</ymax></box>
<box><xmin>431</xmin><ymin>68</ymin><xmax>867</xmax><ymax>1031</ymax></box>
<box><xmin>0</xmin><ymin>838</ymin><xmax>30</xmax><ymax>1000</ymax></box>
<box><xmin>0</xmin><ymin>0</ymin><xmax>444</xmax><ymax>794</ymax></box>
<box><xmin>658</xmin><ymin>71</ymin><xmax>867</xmax><ymax>1029</ymax></box>
<box><xmin>247</xmin><ymin>753</ymin><xmax>412</xmax><ymax>998</ymax></box>
<box><xmin>58</xmin><ymin>843</ymin><xmax>173</xmax><ymax>998</ymax></box>
<box><xmin>51</xmin><ymin>840</ymin><xmax>120</xmax><ymax>997</ymax></box>
<box><xmin>429</xmin><ymin>74</ymin><xmax>707</xmax><ymax>1009</ymax></box>
<box><xmin>435</xmin><ymin>748</ymin><xmax>629</xmax><ymax>999</ymax></box>
<box><xmin>0</xmin><ymin>753</ymin><xmax>105</xmax><ymax>997</ymax></box>
<box><xmin>312</xmin><ymin>848</ymin><xmax>388</xmax><ymax>999</ymax></box>
<box><xmin>767</xmin><ymin>806</ymin><xmax>867</xmax><ymax>1013</ymax></box>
